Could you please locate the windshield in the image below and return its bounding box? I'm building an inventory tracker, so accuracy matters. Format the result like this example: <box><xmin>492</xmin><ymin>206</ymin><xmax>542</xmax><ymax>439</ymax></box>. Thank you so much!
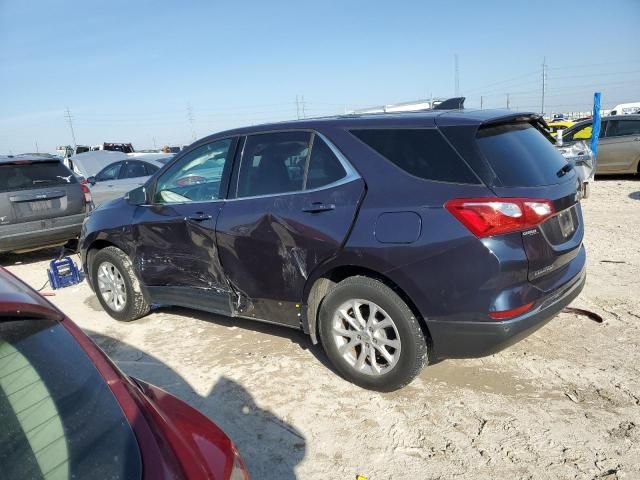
<box><xmin>0</xmin><ymin>319</ymin><xmax>141</xmax><ymax>480</ymax></box>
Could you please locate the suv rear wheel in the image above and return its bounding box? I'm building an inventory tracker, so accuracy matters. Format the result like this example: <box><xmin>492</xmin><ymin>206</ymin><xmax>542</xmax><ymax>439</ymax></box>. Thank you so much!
<box><xmin>91</xmin><ymin>246</ymin><xmax>150</xmax><ymax>322</ymax></box>
<box><xmin>318</xmin><ymin>276</ymin><xmax>428</xmax><ymax>391</ymax></box>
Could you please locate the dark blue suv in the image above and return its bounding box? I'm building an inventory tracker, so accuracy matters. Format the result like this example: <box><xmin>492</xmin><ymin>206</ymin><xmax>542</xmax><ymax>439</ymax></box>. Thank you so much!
<box><xmin>79</xmin><ymin>109</ymin><xmax>586</xmax><ymax>391</ymax></box>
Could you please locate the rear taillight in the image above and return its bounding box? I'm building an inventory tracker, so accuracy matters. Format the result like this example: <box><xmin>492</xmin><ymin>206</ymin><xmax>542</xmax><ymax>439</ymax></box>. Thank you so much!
<box><xmin>445</xmin><ymin>197</ymin><xmax>555</xmax><ymax>238</ymax></box>
<box><xmin>80</xmin><ymin>181</ymin><xmax>92</xmax><ymax>205</ymax></box>
<box><xmin>229</xmin><ymin>446</ymin><xmax>250</xmax><ymax>480</ymax></box>
<box><xmin>489</xmin><ymin>302</ymin><xmax>534</xmax><ymax>320</ymax></box>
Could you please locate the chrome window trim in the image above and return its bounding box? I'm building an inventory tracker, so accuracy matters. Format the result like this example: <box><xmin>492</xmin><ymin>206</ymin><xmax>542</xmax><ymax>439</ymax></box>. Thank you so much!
<box><xmin>228</xmin><ymin>130</ymin><xmax>360</xmax><ymax>202</ymax></box>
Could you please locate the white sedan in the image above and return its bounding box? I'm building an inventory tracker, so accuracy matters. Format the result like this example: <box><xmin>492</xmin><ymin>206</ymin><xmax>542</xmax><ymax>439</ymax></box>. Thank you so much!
<box><xmin>87</xmin><ymin>157</ymin><xmax>172</xmax><ymax>206</ymax></box>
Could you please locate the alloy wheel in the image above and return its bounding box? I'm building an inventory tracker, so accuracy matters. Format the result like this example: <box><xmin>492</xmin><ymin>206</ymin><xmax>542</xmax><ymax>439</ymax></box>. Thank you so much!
<box><xmin>331</xmin><ymin>299</ymin><xmax>401</xmax><ymax>376</ymax></box>
<box><xmin>96</xmin><ymin>261</ymin><xmax>127</xmax><ymax>312</ymax></box>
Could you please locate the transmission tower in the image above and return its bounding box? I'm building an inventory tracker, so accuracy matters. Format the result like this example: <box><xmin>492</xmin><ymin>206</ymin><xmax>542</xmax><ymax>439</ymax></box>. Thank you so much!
<box><xmin>65</xmin><ymin>107</ymin><xmax>77</xmax><ymax>148</ymax></box>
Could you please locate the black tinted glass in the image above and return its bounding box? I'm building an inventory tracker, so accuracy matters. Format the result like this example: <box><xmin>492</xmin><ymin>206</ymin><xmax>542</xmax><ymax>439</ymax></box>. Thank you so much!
<box><xmin>122</xmin><ymin>162</ymin><xmax>147</xmax><ymax>178</ymax></box>
<box><xmin>145</xmin><ymin>163</ymin><xmax>160</xmax><ymax>175</ymax></box>
<box><xmin>306</xmin><ymin>136</ymin><xmax>346</xmax><ymax>189</ymax></box>
<box><xmin>0</xmin><ymin>161</ymin><xmax>77</xmax><ymax>192</ymax></box>
<box><xmin>0</xmin><ymin>319</ymin><xmax>141</xmax><ymax>480</ymax></box>
<box><xmin>477</xmin><ymin>123</ymin><xmax>569</xmax><ymax>187</ymax></box>
<box><xmin>96</xmin><ymin>162</ymin><xmax>122</xmax><ymax>181</ymax></box>
<box><xmin>237</xmin><ymin>132</ymin><xmax>310</xmax><ymax>197</ymax></box>
<box><xmin>607</xmin><ymin>119</ymin><xmax>640</xmax><ymax>137</ymax></box>
<box><xmin>351</xmin><ymin>129</ymin><xmax>479</xmax><ymax>183</ymax></box>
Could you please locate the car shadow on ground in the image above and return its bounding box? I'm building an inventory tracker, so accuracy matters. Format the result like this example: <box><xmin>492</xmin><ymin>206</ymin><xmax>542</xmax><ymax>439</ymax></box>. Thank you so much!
<box><xmin>153</xmin><ymin>304</ymin><xmax>337</xmax><ymax>373</ymax></box>
<box><xmin>0</xmin><ymin>246</ymin><xmax>79</xmax><ymax>268</ymax></box>
<box><xmin>88</xmin><ymin>330</ymin><xmax>305</xmax><ymax>480</ymax></box>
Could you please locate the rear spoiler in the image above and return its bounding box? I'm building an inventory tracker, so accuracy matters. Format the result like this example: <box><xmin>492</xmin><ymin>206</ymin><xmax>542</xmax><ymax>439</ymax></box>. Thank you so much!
<box><xmin>434</xmin><ymin>97</ymin><xmax>465</xmax><ymax>110</ymax></box>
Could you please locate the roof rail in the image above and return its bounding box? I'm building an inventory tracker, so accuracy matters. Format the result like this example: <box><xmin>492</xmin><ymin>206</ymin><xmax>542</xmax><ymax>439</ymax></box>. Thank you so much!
<box><xmin>434</xmin><ymin>97</ymin><xmax>465</xmax><ymax>110</ymax></box>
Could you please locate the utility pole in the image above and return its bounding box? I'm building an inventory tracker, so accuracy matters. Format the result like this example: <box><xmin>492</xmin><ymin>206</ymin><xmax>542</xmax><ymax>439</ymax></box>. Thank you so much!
<box><xmin>506</xmin><ymin>93</ymin><xmax>510</xmax><ymax>109</ymax></box>
<box><xmin>64</xmin><ymin>107</ymin><xmax>77</xmax><ymax>148</ymax></box>
<box><xmin>430</xmin><ymin>92</ymin><xmax>434</xmax><ymax>110</ymax></box>
<box><xmin>480</xmin><ymin>95</ymin><xmax>483</xmax><ymax>110</ymax></box>
<box><xmin>301</xmin><ymin>95</ymin><xmax>306</xmax><ymax>119</ymax></box>
<box><xmin>186</xmin><ymin>103</ymin><xmax>196</xmax><ymax>141</ymax></box>
<box><xmin>295</xmin><ymin>95</ymin><xmax>300</xmax><ymax>119</ymax></box>
<box><xmin>454</xmin><ymin>54</ymin><xmax>460</xmax><ymax>97</ymax></box>
<box><xmin>152</xmin><ymin>136</ymin><xmax>157</xmax><ymax>149</ymax></box>
<box><xmin>35</xmin><ymin>140</ymin><xmax>39</xmax><ymax>153</ymax></box>
<box><xmin>542</xmin><ymin>58</ymin><xmax>548</xmax><ymax>114</ymax></box>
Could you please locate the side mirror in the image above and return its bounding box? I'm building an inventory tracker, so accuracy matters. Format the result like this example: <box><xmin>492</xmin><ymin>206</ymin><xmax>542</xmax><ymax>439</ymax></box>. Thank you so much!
<box><xmin>87</xmin><ymin>176</ymin><xmax>97</xmax><ymax>185</ymax></box>
<box><xmin>126</xmin><ymin>186</ymin><xmax>147</xmax><ymax>205</ymax></box>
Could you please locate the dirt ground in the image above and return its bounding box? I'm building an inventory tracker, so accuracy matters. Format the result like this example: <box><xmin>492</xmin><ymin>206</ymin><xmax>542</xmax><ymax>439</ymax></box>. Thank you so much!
<box><xmin>3</xmin><ymin>178</ymin><xmax>639</xmax><ymax>480</ymax></box>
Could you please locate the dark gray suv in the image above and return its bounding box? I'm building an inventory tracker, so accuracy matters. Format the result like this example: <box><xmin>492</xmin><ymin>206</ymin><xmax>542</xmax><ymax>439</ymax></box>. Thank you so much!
<box><xmin>0</xmin><ymin>155</ymin><xmax>92</xmax><ymax>254</ymax></box>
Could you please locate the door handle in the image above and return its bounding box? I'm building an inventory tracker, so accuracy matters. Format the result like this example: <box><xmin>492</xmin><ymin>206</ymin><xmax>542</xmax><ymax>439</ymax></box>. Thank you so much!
<box><xmin>302</xmin><ymin>202</ymin><xmax>336</xmax><ymax>213</ymax></box>
<box><xmin>186</xmin><ymin>212</ymin><xmax>212</xmax><ymax>222</ymax></box>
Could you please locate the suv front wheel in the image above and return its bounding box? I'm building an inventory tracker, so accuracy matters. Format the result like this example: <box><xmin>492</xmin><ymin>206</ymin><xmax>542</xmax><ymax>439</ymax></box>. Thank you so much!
<box><xmin>318</xmin><ymin>276</ymin><xmax>428</xmax><ymax>391</ymax></box>
<box><xmin>91</xmin><ymin>246</ymin><xmax>150</xmax><ymax>322</ymax></box>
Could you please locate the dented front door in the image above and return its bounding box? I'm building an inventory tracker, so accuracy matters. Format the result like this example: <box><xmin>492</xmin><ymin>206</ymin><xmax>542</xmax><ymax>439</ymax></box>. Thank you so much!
<box><xmin>216</xmin><ymin>179</ymin><xmax>364</xmax><ymax>327</ymax></box>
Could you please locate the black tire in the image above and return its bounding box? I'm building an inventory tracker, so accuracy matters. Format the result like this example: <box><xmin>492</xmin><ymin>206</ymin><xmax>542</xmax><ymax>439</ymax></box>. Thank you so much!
<box><xmin>90</xmin><ymin>246</ymin><xmax>150</xmax><ymax>322</ymax></box>
<box><xmin>318</xmin><ymin>276</ymin><xmax>428</xmax><ymax>391</ymax></box>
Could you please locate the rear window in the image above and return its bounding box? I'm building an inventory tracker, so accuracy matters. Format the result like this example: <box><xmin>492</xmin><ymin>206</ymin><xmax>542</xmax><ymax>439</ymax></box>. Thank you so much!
<box><xmin>0</xmin><ymin>161</ymin><xmax>77</xmax><ymax>192</ymax></box>
<box><xmin>476</xmin><ymin>123</ymin><xmax>569</xmax><ymax>187</ymax></box>
<box><xmin>351</xmin><ymin>129</ymin><xmax>479</xmax><ymax>184</ymax></box>
<box><xmin>0</xmin><ymin>319</ymin><xmax>141</xmax><ymax>480</ymax></box>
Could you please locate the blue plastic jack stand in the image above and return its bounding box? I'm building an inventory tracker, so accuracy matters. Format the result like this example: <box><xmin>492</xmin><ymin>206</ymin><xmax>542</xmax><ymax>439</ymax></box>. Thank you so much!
<box><xmin>47</xmin><ymin>256</ymin><xmax>82</xmax><ymax>289</ymax></box>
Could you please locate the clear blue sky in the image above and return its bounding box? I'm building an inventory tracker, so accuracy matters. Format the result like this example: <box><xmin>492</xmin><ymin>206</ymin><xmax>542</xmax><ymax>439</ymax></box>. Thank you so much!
<box><xmin>1</xmin><ymin>0</ymin><xmax>639</xmax><ymax>153</ymax></box>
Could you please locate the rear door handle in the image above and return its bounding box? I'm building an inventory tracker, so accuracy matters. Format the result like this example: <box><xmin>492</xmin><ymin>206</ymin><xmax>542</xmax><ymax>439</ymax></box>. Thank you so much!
<box><xmin>302</xmin><ymin>202</ymin><xmax>336</xmax><ymax>213</ymax></box>
<box><xmin>186</xmin><ymin>212</ymin><xmax>212</xmax><ymax>222</ymax></box>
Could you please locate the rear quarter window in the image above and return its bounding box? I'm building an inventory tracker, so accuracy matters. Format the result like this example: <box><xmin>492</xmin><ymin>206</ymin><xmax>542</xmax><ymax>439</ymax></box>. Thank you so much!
<box><xmin>350</xmin><ymin>129</ymin><xmax>480</xmax><ymax>184</ymax></box>
<box><xmin>0</xmin><ymin>161</ymin><xmax>77</xmax><ymax>192</ymax></box>
<box><xmin>476</xmin><ymin>123</ymin><xmax>569</xmax><ymax>187</ymax></box>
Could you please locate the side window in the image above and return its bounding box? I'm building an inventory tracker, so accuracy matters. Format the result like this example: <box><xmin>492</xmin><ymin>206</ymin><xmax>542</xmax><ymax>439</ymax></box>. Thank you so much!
<box><xmin>144</xmin><ymin>162</ymin><xmax>159</xmax><ymax>175</ymax></box>
<box><xmin>121</xmin><ymin>161</ymin><xmax>147</xmax><ymax>179</ymax></box>
<box><xmin>566</xmin><ymin>123</ymin><xmax>592</xmax><ymax>141</ymax></box>
<box><xmin>154</xmin><ymin>139</ymin><xmax>233</xmax><ymax>204</ymax></box>
<box><xmin>96</xmin><ymin>162</ymin><xmax>122</xmax><ymax>182</ymax></box>
<box><xmin>237</xmin><ymin>132</ymin><xmax>311</xmax><ymax>198</ymax></box>
<box><xmin>306</xmin><ymin>136</ymin><xmax>347</xmax><ymax>189</ymax></box>
<box><xmin>606</xmin><ymin>120</ymin><xmax>640</xmax><ymax>137</ymax></box>
<box><xmin>351</xmin><ymin>129</ymin><xmax>479</xmax><ymax>183</ymax></box>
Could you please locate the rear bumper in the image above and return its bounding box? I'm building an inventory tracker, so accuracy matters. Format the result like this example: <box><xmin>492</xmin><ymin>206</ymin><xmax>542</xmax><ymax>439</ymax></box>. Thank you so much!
<box><xmin>0</xmin><ymin>213</ymin><xmax>85</xmax><ymax>253</ymax></box>
<box><xmin>426</xmin><ymin>266</ymin><xmax>586</xmax><ymax>360</ymax></box>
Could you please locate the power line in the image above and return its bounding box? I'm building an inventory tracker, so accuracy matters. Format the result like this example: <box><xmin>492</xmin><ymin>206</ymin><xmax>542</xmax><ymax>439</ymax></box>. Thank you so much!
<box><xmin>463</xmin><ymin>69</ymin><xmax>540</xmax><ymax>95</ymax></box>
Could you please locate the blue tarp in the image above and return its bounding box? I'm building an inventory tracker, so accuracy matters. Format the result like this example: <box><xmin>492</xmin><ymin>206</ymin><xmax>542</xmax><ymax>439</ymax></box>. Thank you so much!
<box><xmin>591</xmin><ymin>92</ymin><xmax>601</xmax><ymax>158</ymax></box>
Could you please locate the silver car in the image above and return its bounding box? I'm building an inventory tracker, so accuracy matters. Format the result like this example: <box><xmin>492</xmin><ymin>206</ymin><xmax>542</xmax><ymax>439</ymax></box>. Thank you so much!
<box><xmin>561</xmin><ymin>114</ymin><xmax>640</xmax><ymax>175</ymax></box>
<box><xmin>87</xmin><ymin>157</ymin><xmax>171</xmax><ymax>206</ymax></box>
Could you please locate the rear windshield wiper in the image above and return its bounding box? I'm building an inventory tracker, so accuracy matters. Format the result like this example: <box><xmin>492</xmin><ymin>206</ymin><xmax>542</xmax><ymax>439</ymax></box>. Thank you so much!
<box><xmin>556</xmin><ymin>163</ymin><xmax>573</xmax><ymax>177</ymax></box>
